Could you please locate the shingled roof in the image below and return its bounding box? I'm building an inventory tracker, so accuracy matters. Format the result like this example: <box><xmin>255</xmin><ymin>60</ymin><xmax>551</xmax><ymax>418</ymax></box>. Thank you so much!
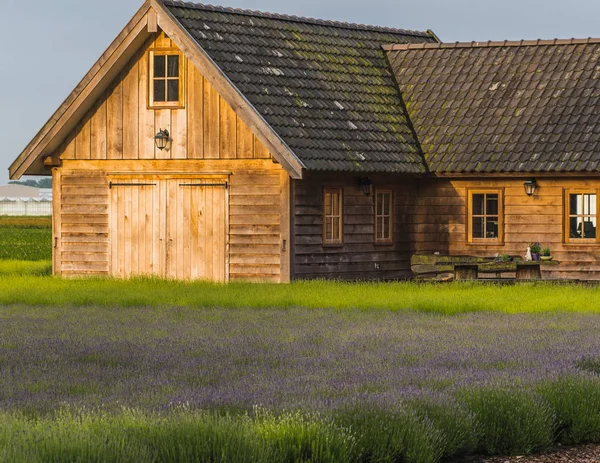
<box><xmin>162</xmin><ymin>1</ymin><xmax>437</xmax><ymax>173</ymax></box>
<box><xmin>386</xmin><ymin>40</ymin><xmax>600</xmax><ymax>174</ymax></box>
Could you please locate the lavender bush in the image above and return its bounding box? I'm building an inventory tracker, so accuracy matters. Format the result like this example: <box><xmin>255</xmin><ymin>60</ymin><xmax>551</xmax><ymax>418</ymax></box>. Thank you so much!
<box><xmin>1</xmin><ymin>305</ymin><xmax>600</xmax><ymax>461</ymax></box>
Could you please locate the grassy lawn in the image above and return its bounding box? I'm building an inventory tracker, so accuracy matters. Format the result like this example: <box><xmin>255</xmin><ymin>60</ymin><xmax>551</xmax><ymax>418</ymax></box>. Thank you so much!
<box><xmin>0</xmin><ymin>216</ymin><xmax>51</xmax><ymax>261</ymax></box>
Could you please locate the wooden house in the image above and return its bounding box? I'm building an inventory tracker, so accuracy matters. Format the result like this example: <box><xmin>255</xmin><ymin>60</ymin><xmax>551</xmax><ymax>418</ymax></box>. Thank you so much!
<box><xmin>10</xmin><ymin>1</ymin><xmax>600</xmax><ymax>281</ymax></box>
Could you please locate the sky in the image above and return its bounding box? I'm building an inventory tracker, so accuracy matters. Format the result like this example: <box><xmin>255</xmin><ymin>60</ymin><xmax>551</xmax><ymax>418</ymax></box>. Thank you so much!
<box><xmin>1</xmin><ymin>0</ymin><xmax>599</xmax><ymax>184</ymax></box>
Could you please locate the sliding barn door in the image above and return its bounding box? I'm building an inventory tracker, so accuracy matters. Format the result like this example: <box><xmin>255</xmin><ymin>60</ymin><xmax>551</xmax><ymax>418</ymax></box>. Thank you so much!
<box><xmin>110</xmin><ymin>179</ymin><xmax>161</xmax><ymax>278</ymax></box>
<box><xmin>110</xmin><ymin>176</ymin><xmax>228</xmax><ymax>281</ymax></box>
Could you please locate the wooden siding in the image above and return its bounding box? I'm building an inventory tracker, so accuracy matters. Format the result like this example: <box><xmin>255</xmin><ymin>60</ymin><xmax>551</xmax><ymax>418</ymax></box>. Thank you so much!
<box><xmin>56</xmin><ymin>158</ymin><xmax>286</xmax><ymax>281</ymax></box>
<box><xmin>292</xmin><ymin>172</ymin><xmax>416</xmax><ymax>280</ymax></box>
<box><xmin>416</xmin><ymin>178</ymin><xmax>600</xmax><ymax>280</ymax></box>
<box><xmin>54</xmin><ymin>32</ymin><xmax>272</xmax><ymax>162</ymax></box>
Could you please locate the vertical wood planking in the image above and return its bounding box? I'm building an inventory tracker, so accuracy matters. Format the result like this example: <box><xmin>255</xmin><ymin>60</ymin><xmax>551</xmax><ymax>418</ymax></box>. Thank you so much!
<box><xmin>122</xmin><ymin>60</ymin><xmax>139</xmax><ymax>160</ymax></box>
<box><xmin>219</xmin><ymin>99</ymin><xmax>237</xmax><ymax>159</ymax></box>
<box><xmin>171</xmin><ymin>108</ymin><xmax>187</xmax><ymax>159</ymax></box>
<box><xmin>90</xmin><ymin>99</ymin><xmax>107</xmax><ymax>159</ymax></box>
<box><xmin>124</xmin><ymin>182</ymin><xmax>132</xmax><ymax>277</ymax></box>
<box><xmin>76</xmin><ymin>118</ymin><xmax>92</xmax><ymax>160</ymax></box>
<box><xmin>280</xmin><ymin>171</ymin><xmax>291</xmax><ymax>283</ymax></box>
<box><xmin>187</xmin><ymin>64</ymin><xmax>204</xmax><ymax>159</ymax></box>
<box><xmin>131</xmin><ymin>185</ymin><xmax>139</xmax><ymax>275</ymax></box>
<box><xmin>52</xmin><ymin>169</ymin><xmax>62</xmax><ymax>276</ymax></box>
<box><xmin>166</xmin><ymin>180</ymin><xmax>177</xmax><ymax>278</ymax></box>
<box><xmin>152</xmin><ymin>179</ymin><xmax>161</xmax><ymax>276</ymax></box>
<box><xmin>107</xmin><ymin>79</ymin><xmax>124</xmax><ymax>159</ymax></box>
<box><xmin>254</xmin><ymin>137</ymin><xmax>271</xmax><ymax>159</ymax></box>
<box><xmin>237</xmin><ymin>121</ymin><xmax>254</xmax><ymax>159</ymax></box>
<box><xmin>139</xmin><ymin>50</ymin><xmax>155</xmax><ymax>159</ymax></box>
<box><xmin>203</xmin><ymin>79</ymin><xmax>220</xmax><ymax>158</ymax></box>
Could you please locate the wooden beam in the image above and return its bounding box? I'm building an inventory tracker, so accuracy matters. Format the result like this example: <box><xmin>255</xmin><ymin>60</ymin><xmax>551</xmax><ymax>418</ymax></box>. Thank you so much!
<box><xmin>43</xmin><ymin>155</ymin><xmax>61</xmax><ymax>168</ymax></box>
<box><xmin>147</xmin><ymin>10</ymin><xmax>158</xmax><ymax>33</ymax></box>
<box><xmin>279</xmin><ymin>170</ymin><xmax>291</xmax><ymax>283</ymax></box>
<box><xmin>151</xmin><ymin>0</ymin><xmax>304</xmax><ymax>179</ymax></box>
<box><xmin>9</xmin><ymin>1</ymin><xmax>153</xmax><ymax>179</ymax></box>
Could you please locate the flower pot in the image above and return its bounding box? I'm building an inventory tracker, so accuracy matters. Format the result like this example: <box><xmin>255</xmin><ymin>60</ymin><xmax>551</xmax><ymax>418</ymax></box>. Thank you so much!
<box><xmin>531</xmin><ymin>253</ymin><xmax>540</xmax><ymax>261</ymax></box>
<box><xmin>540</xmin><ymin>255</ymin><xmax>553</xmax><ymax>261</ymax></box>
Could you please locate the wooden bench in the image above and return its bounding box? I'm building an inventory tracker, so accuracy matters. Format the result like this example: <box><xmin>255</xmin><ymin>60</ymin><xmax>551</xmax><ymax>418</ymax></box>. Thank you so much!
<box><xmin>411</xmin><ymin>254</ymin><xmax>559</xmax><ymax>281</ymax></box>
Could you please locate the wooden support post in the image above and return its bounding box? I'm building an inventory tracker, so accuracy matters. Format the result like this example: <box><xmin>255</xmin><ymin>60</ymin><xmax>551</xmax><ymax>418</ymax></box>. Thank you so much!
<box><xmin>454</xmin><ymin>264</ymin><xmax>478</xmax><ymax>280</ymax></box>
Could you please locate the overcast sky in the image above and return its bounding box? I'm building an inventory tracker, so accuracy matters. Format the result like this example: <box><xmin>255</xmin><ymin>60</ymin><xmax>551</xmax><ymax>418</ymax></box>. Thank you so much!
<box><xmin>1</xmin><ymin>0</ymin><xmax>599</xmax><ymax>183</ymax></box>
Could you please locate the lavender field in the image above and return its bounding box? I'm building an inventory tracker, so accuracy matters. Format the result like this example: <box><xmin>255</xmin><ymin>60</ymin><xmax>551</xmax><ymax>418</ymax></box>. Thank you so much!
<box><xmin>1</xmin><ymin>303</ymin><xmax>600</xmax><ymax>461</ymax></box>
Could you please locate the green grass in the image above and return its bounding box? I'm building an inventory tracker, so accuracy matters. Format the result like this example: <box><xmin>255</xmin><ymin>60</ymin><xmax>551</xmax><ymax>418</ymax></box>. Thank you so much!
<box><xmin>0</xmin><ymin>216</ymin><xmax>51</xmax><ymax>261</ymax></box>
<box><xmin>0</xmin><ymin>260</ymin><xmax>51</xmax><ymax>276</ymax></box>
<box><xmin>0</xmin><ymin>277</ymin><xmax>599</xmax><ymax>314</ymax></box>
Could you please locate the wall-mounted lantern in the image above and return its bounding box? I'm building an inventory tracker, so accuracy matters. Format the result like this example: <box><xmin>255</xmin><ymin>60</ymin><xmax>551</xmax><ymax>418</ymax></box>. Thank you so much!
<box><xmin>154</xmin><ymin>129</ymin><xmax>170</xmax><ymax>151</ymax></box>
<box><xmin>524</xmin><ymin>179</ymin><xmax>537</xmax><ymax>197</ymax></box>
<box><xmin>359</xmin><ymin>177</ymin><xmax>373</xmax><ymax>196</ymax></box>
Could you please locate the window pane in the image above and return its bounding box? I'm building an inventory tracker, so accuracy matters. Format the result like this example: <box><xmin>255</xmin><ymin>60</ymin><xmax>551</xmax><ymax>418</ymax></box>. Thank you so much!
<box><xmin>167</xmin><ymin>79</ymin><xmax>179</xmax><ymax>102</ymax></box>
<box><xmin>332</xmin><ymin>193</ymin><xmax>340</xmax><ymax>216</ymax></box>
<box><xmin>167</xmin><ymin>55</ymin><xmax>179</xmax><ymax>77</ymax></box>
<box><xmin>584</xmin><ymin>194</ymin><xmax>597</xmax><ymax>215</ymax></box>
<box><xmin>377</xmin><ymin>217</ymin><xmax>383</xmax><ymax>239</ymax></box>
<box><xmin>324</xmin><ymin>193</ymin><xmax>331</xmax><ymax>216</ymax></box>
<box><xmin>570</xmin><ymin>216</ymin><xmax>582</xmax><ymax>238</ymax></box>
<box><xmin>570</xmin><ymin>194</ymin><xmax>582</xmax><ymax>215</ymax></box>
<box><xmin>472</xmin><ymin>217</ymin><xmax>484</xmax><ymax>238</ymax></box>
<box><xmin>154</xmin><ymin>79</ymin><xmax>166</xmax><ymax>102</ymax></box>
<box><xmin>472</xmin><ymin>194</ymin><xmax>484</xmax><ymax>215</ymax></box>
<box><xmin>325</xmin><ymin>217</ymin><xmax>332</xmax><ymax>240</ymax></box>
<box><xmin>486</xmin><ymin>194</ymin><xmax>499</xmax><ymax>215</ymax></box>
<box><xmin>154</xmin><ymin>55</ymin><xmax>166</xmax><ymax>78</ymax></box>
<box><xmin>384</xmin><ymin>217</ymin><xmax>390</xmax><ymax>239</ymax></box>
<box><xmin>486</xmin><ymin>217</ymin><xmax>499</xmax><ymax>238</ymax></box>
<box><xmin>583</xmin><ymin>217</ymin><xmax>597</xmax><ymax>239</ymax></box>
<box><xmin>376</xmin><ymin>194</ymin><xmax>383</xmax><ymax>216</ymax></box>
<box><xmin>332</xmin><ymin>217</ymin><xmax>340</xmax><ymax>240</ymax></box>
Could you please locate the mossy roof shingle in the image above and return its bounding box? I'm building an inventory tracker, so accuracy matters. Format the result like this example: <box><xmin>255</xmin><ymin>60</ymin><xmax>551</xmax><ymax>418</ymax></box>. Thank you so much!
<box><xmin>162</xmin><ymin>1</ymin><xmax>436</xmax><ymax>173</ymax></box>
<box><xmin>386</xmin><ymin>40</ymin><xmax>600</xmax><ymax>174</ymax></box>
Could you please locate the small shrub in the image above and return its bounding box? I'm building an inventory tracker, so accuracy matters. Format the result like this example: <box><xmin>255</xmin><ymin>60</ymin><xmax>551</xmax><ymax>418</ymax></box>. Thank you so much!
<box><xmin>458</xmin><ymin>387</ymin><xmax>554</xmax><ymax>455</ymax></box>
<box><xmin>335</xmin><ymin>406</ymin><xmax>445</xmax><ymax>463</ymax></box>
<box><xmin>254</xmin><ymin>408</ymin><xmax>355</xmax><ymax>463</ymax></box>
<box><xmin>538</xmin><ymin>376</ymin><xmax>600</xmax><ymax>444</ymax></box>
<box><xmin>408</xmin><ymin>396</ymin><xmax>479</xmax><ymax>458</ymax></box>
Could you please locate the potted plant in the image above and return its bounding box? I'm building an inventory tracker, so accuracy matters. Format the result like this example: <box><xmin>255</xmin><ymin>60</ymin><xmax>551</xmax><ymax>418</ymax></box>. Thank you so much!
<box><xmin>529</xmin><ymin>242</ymin><xmax>542</xmax><ymax>261</ymax></box>
<box><xmin>540</xmin><ymin>246</ymin><xmax>553</xmax><ymax>261</ymax></box>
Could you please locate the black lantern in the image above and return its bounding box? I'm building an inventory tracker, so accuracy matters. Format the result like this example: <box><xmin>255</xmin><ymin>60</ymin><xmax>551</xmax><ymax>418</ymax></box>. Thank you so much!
<box><xmin>524</xmin><ymin>179</ymin><xmax>537</xmax><ymax>197</ymax></box>
<box><xmin>154</xmin><ymin>129</ymin><xmax>170</xmax><ymax>151</ymax></box>
<box><xmin>359</xmin><ymin>177</ymin><xmax>373</xmax><ymax>196</ymax></box>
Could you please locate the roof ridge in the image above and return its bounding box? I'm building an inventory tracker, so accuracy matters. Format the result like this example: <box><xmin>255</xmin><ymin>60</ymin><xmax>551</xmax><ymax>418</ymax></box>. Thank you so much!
<box><xmin>161</xmin><ymin>0</ymin><xmax>433</xmax><ymax>38</ymax></box>
<box><xmin>383</xmin><ymin>37</ymin><xmax>600</xmax><ymax>51</ymax></box>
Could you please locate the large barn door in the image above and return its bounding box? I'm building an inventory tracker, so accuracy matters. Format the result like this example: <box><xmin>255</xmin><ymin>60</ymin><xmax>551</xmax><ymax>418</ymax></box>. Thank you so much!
<box><xmin>110</xmin><ymin>176</ymin><xmax>228</xmax><ymax>281</ymax></box>
<box><xmin>110</xmin><ymin>178</ymin><xmax>162</xmax><ymax>278</ymax></box>
<box><xmin>165</xmin><ymin>178</ymin><xmax>228</xmax><ymax>281</ymax></box>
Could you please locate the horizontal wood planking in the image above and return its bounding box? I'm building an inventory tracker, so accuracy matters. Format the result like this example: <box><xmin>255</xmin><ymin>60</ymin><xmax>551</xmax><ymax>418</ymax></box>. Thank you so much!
<box><xmin>55</xmin><ymin>33</ymin><xmax>271</xmax><ymax>164</ymax></box>
<box><xmin>293</xmin><ymin>172</ymin><xmax>417</xmax><ymax>281</ymax></box>
<box><xmin>56</xmin><ymin>159</ymin><xmax>285</xmax><ymax>281</ymax></box>
<box><xmin>415</xmin><ymin>178</ymin><xmax>600</xmax><ymax>279</ymax></box>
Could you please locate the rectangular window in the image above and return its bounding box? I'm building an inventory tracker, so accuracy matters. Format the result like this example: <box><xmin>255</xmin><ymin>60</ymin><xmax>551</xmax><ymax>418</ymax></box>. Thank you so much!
<box><xmin>375</xmin><ymin>189</ymin><xmax>393</xmax><ymax>243</ymax></box>
<box><xmin>149</xmin><ymin>50</ymin><xmax>184</xmax><ymax>108</ymax></box>
<box><xmin>467</xmin><ymin>190</ymin><xmax>503</xmax><ymax>243</ymax></box>
<box><xmin>323</xmin><ymin>189</ymin><xmax>343</xmax><ymax>244</ymax></box>
<box><xmin>565</xmin><ymin>190</ymin><xmax>598</xmax><ymax>242</ymax></box>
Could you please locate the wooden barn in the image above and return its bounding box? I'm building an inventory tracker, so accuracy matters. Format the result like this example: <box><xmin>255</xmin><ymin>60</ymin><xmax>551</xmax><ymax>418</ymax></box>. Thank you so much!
<box><xmin>9</xmin><ymin>0</ymin><xmax>600</xmax><ymax>281</ymax></box>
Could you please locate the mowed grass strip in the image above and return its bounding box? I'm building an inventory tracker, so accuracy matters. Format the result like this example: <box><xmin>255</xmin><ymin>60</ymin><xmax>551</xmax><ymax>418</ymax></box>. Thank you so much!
<box><xmin>0</xmin><ymin>277</ymin><xmax>599</xmax><ymax>313</ymax></box>
<box><xmin>0</xmin><ymin>216</ymin><xmax>51</xmax><ymax>261</ymax></box>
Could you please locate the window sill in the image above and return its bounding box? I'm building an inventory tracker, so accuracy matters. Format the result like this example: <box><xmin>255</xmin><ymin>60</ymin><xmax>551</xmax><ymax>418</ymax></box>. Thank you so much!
<box><xmin>322</xmin><ymin>243</ymin><xmax>344</xmax><ymax>248</ymax></box>
<box><xmin>466</xmin><ymin>241</ymin><xmax>505</xmax><ymax>246</ymax></box>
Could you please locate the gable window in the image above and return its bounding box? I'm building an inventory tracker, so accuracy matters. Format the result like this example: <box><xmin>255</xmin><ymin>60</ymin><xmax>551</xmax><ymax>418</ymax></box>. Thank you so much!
<box><xmin>375</xmin><ymin>189</ymin><xmax>393</xmax><ymax>243</ymax></box>
<box><xmin>323</xmin><ymin>188</ymin><xmax>343</xmax><ymax>244</ymax></box>
<box><xmin>565</xmin><ymin>190</ymin><xmax>598</xmax><ymax>242</ymax></box>
<box><xmin>149</xmin><ymin>50</ymin><xmax>184</xmax><ymax>108</ymax></box>
<box><xmin>467</xmin><ymin>190</ymin><xmax>503</xmax><ymax>243</ymax></box>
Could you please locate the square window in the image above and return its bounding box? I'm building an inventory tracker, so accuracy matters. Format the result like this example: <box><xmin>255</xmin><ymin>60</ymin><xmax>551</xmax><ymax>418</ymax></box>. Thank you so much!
<box><xmin>149</xmin><ymin>50</ymin><xmax>184</xmax><ymax>108</ymax></box>
<box><xmin>468</xmin><ymin>190</ymin><xmax>503</xmax><ymax>243</ymax></box>
<box><xmin>566</xmin><ymin>191</ymin><xmax>598</xmax><ymax>242</ymax></box>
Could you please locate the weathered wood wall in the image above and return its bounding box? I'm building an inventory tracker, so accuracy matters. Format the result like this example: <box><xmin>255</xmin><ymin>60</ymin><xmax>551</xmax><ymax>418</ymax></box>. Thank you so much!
<box><xmin>54</xmin><ymin>160</ymin><xmax>287</xmax><ymax>281</ymax></box>
<box><xmin>292</xmin><ymin>172</ymin><xmax>417</xmax><ymax>280</ymax></box>
<box><xmin>416</xmin><ymin>178</ymin><xmax>600</xmax><ymax>280</ymax></box>
<box><xmin>53</xmin><ymin>32</ymin><xmax>272</xmax><ymax>162</ymax></box>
